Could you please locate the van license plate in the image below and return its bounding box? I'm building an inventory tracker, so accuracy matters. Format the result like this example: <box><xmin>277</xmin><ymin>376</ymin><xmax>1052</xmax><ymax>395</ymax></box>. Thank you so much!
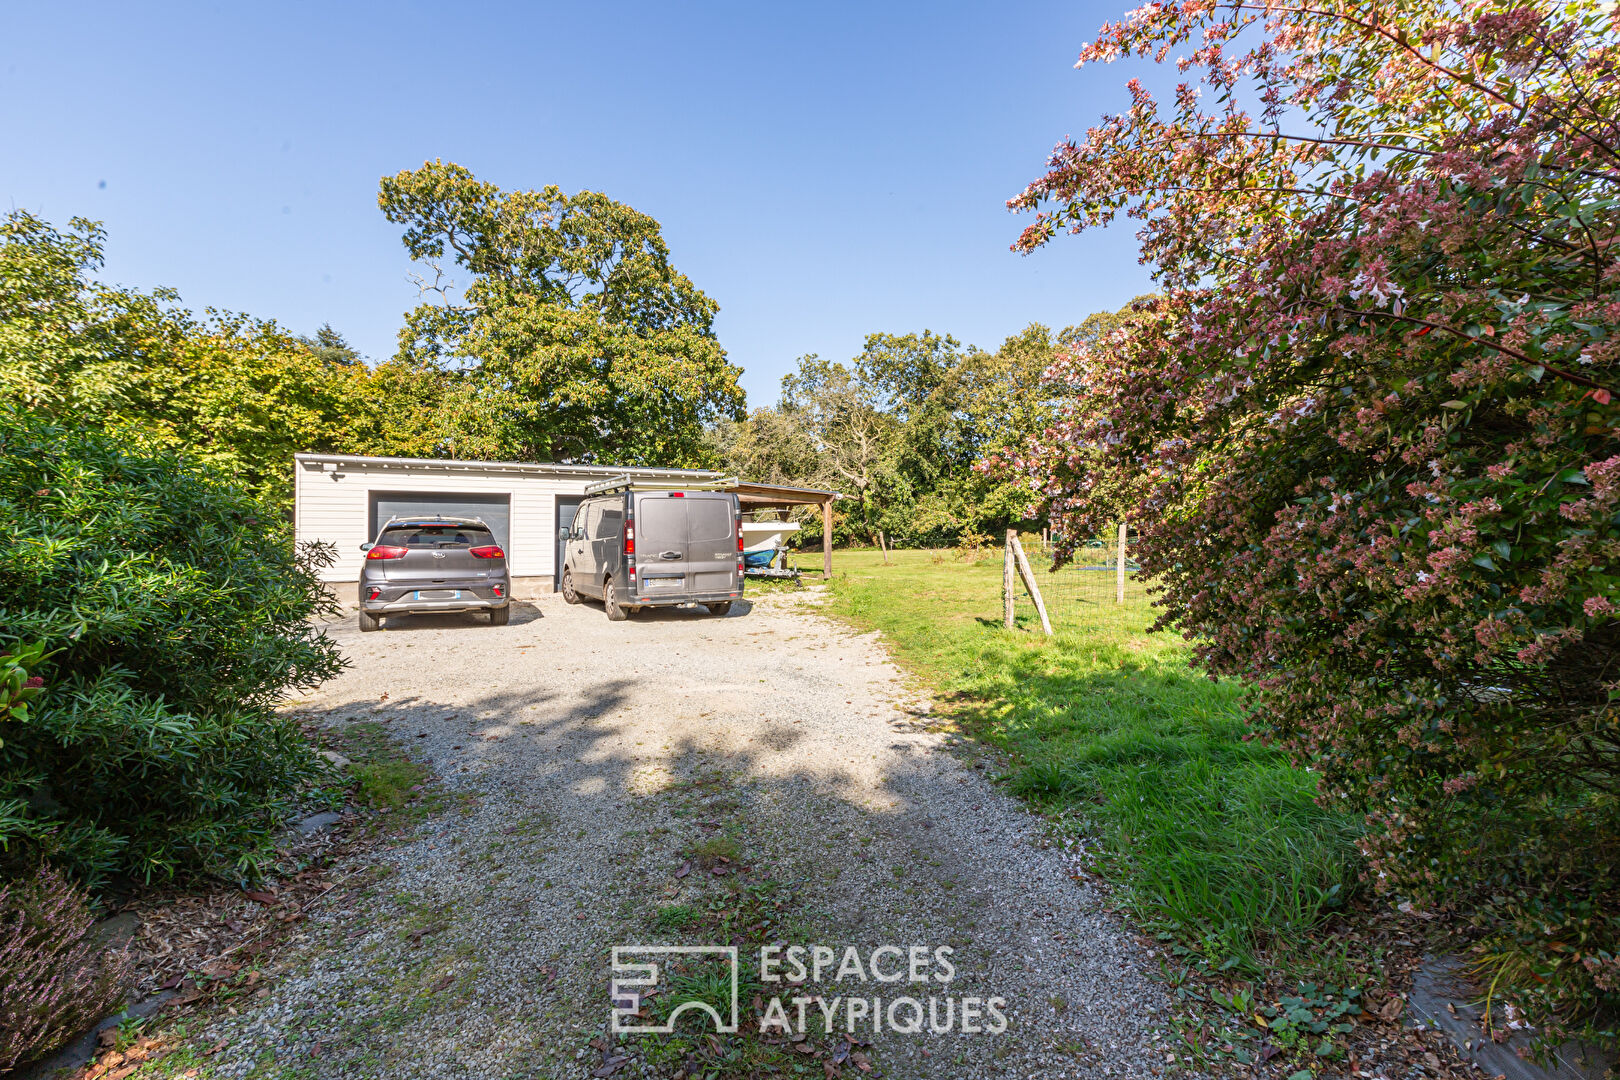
<box><xmin>647</xmin><ymin>578</ymin><xmax>681</xmax><ymax>588</ymax></box>
<box><xmin>416</xmin><ymin>590</ymin><xmax>461</xmax><ymax>600</ymax></box>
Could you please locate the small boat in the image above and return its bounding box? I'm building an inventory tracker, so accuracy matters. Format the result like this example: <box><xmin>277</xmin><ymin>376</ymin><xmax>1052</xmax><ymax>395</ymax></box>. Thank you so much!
<box><xmin>740</xmin><ymin>520</ymin><xmax>801</xmax><ymax>573</ymax></box>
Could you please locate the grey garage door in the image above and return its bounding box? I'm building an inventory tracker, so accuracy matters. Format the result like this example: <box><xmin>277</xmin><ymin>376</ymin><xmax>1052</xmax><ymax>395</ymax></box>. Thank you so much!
<box><xmin>369</xmin><ymin>492</ymin><xmax>511</xmax><ymax>553</ymax></box>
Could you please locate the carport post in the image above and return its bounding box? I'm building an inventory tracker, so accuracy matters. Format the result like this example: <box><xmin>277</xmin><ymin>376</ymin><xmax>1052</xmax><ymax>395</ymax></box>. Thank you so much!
<box><xmin>821</xmin><ymin>498</ymin><xmax>833</xmax><ymax>579</ymax></box>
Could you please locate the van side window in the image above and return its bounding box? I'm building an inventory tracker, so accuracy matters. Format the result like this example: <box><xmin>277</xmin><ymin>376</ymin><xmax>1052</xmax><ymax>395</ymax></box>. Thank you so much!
<box><xmin>688</xmin><ymin>498</ymin><xmax>732</xmax><ymax>543</ymax></box>
<box><xmin>595</xmin><ymin>508</ymin><xmax>622</xmax><ymax>539</ymax></box>
<box><xmin>579</xmin><ymin>504</ymin><xmax>599</xmax><ymax>538</ymax></box>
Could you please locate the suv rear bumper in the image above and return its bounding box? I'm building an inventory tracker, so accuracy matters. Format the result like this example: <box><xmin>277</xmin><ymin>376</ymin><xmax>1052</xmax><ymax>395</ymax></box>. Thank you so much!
<box><xmin>364</xmin><ymin>597</ymin><xmax>507</xmax><ymax>614</ymax></box>
<box><xmin>359</xmin><ymin>584</ymin><xmax>507</xmax><ymax>615</ymax></box>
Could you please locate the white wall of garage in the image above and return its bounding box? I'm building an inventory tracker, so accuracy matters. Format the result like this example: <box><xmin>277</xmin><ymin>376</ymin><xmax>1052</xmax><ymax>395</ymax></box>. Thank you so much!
<box><xmin>293</xmin><ymin>453</ymin><xmax>719</xmax><ymax>596</ymax></box>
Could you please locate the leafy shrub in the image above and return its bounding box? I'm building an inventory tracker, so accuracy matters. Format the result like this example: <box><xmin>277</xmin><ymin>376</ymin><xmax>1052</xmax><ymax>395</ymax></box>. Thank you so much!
<box><xmin>0</xmin><ymin>864</ymin><xmax>130</xmax><ymax>1071</ymax></box>
<box><xmin>1010</xmin><ymin>0</ymin><xmax>1619</xmax><ymax>1046</ymax></box>
<box><xmin>0</xmin><ymin>410</ymin><xmax>345</xmax><ymax>887</ymax></box>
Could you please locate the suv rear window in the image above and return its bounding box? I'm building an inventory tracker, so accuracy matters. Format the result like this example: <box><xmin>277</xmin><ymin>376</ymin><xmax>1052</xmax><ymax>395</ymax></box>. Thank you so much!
<box><xmin>378</xmin><ymin>523</ymin><xmax>495</xmax><ymax>549</ymax></box>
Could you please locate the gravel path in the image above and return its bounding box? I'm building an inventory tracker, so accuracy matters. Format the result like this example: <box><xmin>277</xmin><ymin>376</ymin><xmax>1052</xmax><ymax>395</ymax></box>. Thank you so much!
<box><xmin>193</xmin><ymin>587</ymin><xmax>1173</xmax><ymax>1079</ymax></box>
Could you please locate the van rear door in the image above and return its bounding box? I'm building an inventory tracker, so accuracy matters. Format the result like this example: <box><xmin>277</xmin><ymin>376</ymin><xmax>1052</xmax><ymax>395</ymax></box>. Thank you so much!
<box><xmin>634</xmin><ymin>495</ymin><xmax>689</xmax><ymax>597</ymax></box>
<box><xmin>683</xmin><ymin>494</ymin><xmax>738</xmax><ymax>595</ymax></box>
<box><xmin>632</xmin><ymin>493</ymin><xmax>738</xmax><ymax>598</ymax></box>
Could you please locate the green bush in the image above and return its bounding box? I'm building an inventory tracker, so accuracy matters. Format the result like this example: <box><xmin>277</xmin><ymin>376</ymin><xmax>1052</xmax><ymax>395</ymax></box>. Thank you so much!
<box><xmin>0</xmin><ymin>411</ymin><xmax>345</xmax><ymax>888</ymax></box>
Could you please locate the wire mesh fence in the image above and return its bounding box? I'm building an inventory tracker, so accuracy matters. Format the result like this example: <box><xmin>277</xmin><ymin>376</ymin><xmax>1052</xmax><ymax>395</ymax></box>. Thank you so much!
<box><xmin>1010</xmin><ymin>534</ymin><xmax>1153</xmax><ymax>628</ymax></box>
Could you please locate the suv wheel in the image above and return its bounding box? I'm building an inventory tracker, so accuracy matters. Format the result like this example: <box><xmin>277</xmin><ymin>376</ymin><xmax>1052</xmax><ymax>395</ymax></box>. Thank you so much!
<box><xmin>603</xmin><ymin>578</ymin><xmax>629</xmax><ymax>622</ymax></box>
<box><xmin>358</xmin><ymin>609</ymin><xmax>381</xmax><ymax>632</ymax></box>
<box><xmin>489</xmin><ymin>604</ymin><xmax>511</xmax><ymax>626</ymax></box>
<box><xmin>561</xmin><ymin>569</ymin><xmax>580</xmax><ymax>604</ymax></box>
<box><xmin>706</xmin><ymin>602</ymin><xmax>732</xmax><ymax>617</ymax></box>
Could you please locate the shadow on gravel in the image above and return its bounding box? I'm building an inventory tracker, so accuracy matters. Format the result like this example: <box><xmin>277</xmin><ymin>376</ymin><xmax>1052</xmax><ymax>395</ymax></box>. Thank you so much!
<box><xmin>247</xmin><ymin>610</ymin><xmax>1160</xmax><ymax>1080</ymax></box>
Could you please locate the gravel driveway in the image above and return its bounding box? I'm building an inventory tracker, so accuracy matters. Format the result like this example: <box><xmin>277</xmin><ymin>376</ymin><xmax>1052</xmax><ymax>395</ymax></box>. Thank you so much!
<box><xmin>194</xmin><ymin>587</ymin><xmax>1172</xmax><ymax>1079</ymax></box>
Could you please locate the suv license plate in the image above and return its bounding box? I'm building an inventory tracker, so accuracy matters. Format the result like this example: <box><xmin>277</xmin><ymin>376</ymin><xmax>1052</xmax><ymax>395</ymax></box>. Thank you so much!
<box><xmin>416</xmin><ymin>590</ymin><xmax>461</xmax><ymax>600</ymax></box>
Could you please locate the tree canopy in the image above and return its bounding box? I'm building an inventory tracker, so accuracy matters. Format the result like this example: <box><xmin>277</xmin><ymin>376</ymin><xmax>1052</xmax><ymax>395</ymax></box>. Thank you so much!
<box><xmin>712</xmin><ymin>324</ymin><xmax>1072</xmax><ymax>544</ymax></box>
<box><xmin>377</xmin><ymin>161</ymin><xmax>745</xmax><ymax>466</ymax></box>
<box><xmin>0</xmin><ymin>212</ymin><xmax>368</xmax><ymax>510</ymax></box>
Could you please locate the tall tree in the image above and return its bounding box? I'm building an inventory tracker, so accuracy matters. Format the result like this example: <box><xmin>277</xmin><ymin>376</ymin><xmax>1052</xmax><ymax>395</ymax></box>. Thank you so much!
<box><xmin>378</xmin><ymin>161</ymin><xmax>745</xmax><ymax>466</ymax></box>
<box><xmin>779</xmin><ymin>354</ymin><xmax>911</xmax><ymax>545</ymax></box>
<box><xmin>0</xmin><ymin>212</ymin><xmax>365</xmax><ymax>510</ymax></box>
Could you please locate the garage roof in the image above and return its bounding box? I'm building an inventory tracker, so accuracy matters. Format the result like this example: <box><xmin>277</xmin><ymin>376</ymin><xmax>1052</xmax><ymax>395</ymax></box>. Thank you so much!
<box><xmin>294</xmin><ymin>453</ymin><xmax>720</xmax><ymax>479</ymax></box>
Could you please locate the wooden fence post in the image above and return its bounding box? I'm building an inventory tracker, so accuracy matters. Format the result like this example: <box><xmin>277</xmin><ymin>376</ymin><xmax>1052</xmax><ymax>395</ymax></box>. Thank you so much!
<box><xmin>1116</xmin><ymin>522</ymin><xmax>1127</xmax><ymax>603</ymax></box>
<box><xmin>1003</xmin><ymin>529</ymin><xmax>1016</xmax><ymax>629</ymax></box>
<box><xmin>1011</xmin><ymin>533</ymin><xmax>1054</xmax><ymax>636</ymax></box>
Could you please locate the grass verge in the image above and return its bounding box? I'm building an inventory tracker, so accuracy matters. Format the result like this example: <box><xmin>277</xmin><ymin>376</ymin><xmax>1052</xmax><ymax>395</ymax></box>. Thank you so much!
<box><xmin>784</xmin><ymin>549</ymin><xmax>1407</xmax><ymax>1074</ymax></box>
<box><xmin>793</xmin><ymin>548</ymin><xmax>1359</xmax><ymax>973</ymax></box>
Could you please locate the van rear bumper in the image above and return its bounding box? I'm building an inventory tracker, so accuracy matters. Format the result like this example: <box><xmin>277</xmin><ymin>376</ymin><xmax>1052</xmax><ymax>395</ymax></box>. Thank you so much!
<box><xmin>629</xmin><ymin>589</ymin><xmax>742</xmax><ymax>608</ymax></box>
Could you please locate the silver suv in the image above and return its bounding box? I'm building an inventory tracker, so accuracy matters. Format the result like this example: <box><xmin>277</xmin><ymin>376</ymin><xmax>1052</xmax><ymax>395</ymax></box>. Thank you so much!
<box><xmin>559</xmin><ymin>488</ymin><xmax>742</xmax><ymax>620</ymax></box>
<box><xmin>357</xmin><ymin>516</ymin><xmax>511</xmax><ymax>631</ymax></box>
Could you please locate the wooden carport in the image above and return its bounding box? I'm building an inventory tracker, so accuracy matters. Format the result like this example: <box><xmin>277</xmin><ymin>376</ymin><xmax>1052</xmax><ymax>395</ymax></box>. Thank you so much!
<box><xmin>724</xmin><ymin>482</ymin><xmax>842</xmax><ymax>579</ymax></box>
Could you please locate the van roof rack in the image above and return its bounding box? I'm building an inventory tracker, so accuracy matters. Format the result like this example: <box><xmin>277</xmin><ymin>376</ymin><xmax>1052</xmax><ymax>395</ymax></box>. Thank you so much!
<box><xmin>582</xmin><ymin>475</ymin><xmax>738</xmax><ymax>497</ymax></box>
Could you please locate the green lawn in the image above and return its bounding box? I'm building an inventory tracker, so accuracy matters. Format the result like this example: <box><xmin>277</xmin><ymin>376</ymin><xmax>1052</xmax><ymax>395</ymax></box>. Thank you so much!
<box><xmin>790</xmin><ymin>548</ymin><xmax>1360</xmax><ymax>975</ymax></box>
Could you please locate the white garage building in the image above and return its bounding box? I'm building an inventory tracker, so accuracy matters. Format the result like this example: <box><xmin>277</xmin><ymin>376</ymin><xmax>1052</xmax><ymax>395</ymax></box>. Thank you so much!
<box><xmin>293</xmin><ymin>452</ymin><xmax>838</xmax><ymax>598</ymax></box>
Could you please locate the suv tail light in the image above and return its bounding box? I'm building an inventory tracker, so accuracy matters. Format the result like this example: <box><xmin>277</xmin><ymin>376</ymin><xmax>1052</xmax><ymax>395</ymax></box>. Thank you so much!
<box><xmin>365</xmin><ymin>545</ymin><xmax>408</xmax><ymax>560</ymax></box>
<box><xmin>469</xmin><ymin>545</ymin><xmax>505</xmax><ymax>559</ymax></box>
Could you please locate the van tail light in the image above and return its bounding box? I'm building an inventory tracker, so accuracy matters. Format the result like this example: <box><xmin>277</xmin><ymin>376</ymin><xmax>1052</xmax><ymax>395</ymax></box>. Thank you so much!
<box><xmin>737</xmin><ymin>520</ymin><xmax>744</xmax><ymax>552</ymax></box>
<box><xmin>366</xmin><ymin>545</ymin><xmax>408</xmax><ymax>560</ymax></box>
<box><xmin>624</xmin><ymin>521</ymin><xmax>635</xmax><ymax>556</ymax></box>
<box><xmin>469</xmin><ymin>545</ymin><xmax>505</xmax><ymax>559</ymax></box>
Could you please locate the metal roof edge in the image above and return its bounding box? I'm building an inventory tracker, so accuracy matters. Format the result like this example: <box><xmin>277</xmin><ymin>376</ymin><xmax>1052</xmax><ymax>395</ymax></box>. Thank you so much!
<box><xmin>293</xmin><ymin>452</ymin><xmax>720</xmax><ymax>478</ymax></box>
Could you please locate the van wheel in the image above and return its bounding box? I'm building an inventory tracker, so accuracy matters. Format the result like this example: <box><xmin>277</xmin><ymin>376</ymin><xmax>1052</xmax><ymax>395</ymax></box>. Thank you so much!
<box><xmin>358</xmin><ymin>609</ymin><xmax>381</xmax><ymax>632</ymax></box>
<box><xmin>603</xmin><ymin>578</ymin><xmax>629</xmax><ymax>622</ymax></box>
<box><xmin>706</xmin><ymin>602</ymin><xmax>732</xmax><ymax>617</ymax></box>
<box><xmin>489</xmin><ymin>605</ymin><xmax>510</xmax><ymax>626</ymax></box>
<box><xmin>561</xmin><ymin>569</ymin><xmax>580</xmax><ymax>604</ymax></box>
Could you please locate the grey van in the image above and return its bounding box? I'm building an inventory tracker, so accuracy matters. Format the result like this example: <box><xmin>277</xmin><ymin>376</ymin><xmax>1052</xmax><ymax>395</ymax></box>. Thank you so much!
<box><xmin>357</xmin><ymin>516</ymin><xmax>511</xmax><ymax>631</ymax></box>
<box><xmin>559</xmin><ymin>487</ymin><xmax>742</xmax><ymax>620</ymax></box>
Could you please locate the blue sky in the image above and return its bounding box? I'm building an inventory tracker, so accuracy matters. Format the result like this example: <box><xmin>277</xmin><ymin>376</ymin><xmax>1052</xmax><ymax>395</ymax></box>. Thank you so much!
<box><xmin>2</xmin><ymin>1</ymin><xmax>1154</xmax><ymax>408</ymax></box>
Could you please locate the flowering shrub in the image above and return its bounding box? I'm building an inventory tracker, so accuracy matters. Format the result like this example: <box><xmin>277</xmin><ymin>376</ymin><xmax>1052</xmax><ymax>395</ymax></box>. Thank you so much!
<box><xmin>1010</xmin><ymin>0</ymin><xmax>1619</xmax><ymax>1045</ymax></box>
<box><xmin>0</xmin><ymin>865</ymin><xmax>129</xmax><ymax>1071</ymax></box>
<box><xmin>0</xmin><ymin>409</ymin><xmax>345</xmax><ymax>887</ymax></box>
<box><xmin>1</xmin><ymin>643</ymin><xmax>50</xmax><ymax>740</ymax></box>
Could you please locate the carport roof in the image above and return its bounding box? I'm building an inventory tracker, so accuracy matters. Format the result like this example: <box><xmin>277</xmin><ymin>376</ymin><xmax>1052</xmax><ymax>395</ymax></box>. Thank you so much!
<box><xmin>727</xmin><ymin>481</ymin><xmax>842</xmax><ymax>508</ymax></box>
